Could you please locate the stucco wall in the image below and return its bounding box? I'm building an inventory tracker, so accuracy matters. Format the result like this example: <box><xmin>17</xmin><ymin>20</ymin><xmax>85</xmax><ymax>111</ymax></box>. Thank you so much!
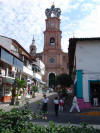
<box><xmin>76</xmin><ymin>40</ymin><xmax>100</xmax><ymax>72</ymax></box>
<box><xmin>76</xmin><ymin>40</ymin><xmax>100</xmax><ymax>102</ymax></box>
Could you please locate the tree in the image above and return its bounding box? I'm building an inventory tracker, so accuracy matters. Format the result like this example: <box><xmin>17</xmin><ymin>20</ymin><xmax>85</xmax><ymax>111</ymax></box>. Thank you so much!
<box><xmin>11</xmin><ymin>78</ymin><xmax>27</xmax><ymax>105</ymax></box>
<box><xmin>15</xmin><ymin>78</ymin><xmax>27</xmax><ymax>97</ymax></box>
<box><xmin>55</xmin><ymin>73</ymin><xmax>73</xmax><ymax>97</ymax></box>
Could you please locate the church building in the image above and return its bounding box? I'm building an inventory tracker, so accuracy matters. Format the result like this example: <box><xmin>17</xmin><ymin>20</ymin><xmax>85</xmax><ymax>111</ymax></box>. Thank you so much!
<box><xmin>37</xmin><ymin>4</ymin><xmax>69</xmax><ymax>87</ymax></box>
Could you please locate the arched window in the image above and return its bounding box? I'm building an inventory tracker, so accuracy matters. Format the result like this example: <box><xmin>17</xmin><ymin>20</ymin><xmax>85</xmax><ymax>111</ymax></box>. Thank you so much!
<box><xmin>50</xmin><ymin>37</ymin><xmax>55</xmax><ymax>45</ymax></box>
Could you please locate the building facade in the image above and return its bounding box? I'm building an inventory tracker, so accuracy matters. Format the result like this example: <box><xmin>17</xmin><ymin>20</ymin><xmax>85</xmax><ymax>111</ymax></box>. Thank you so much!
<box><xmin>0</xmin><ymin>36</ymin><xmax>23</xmax><ymax>102</ymax></box>
<box><xmin>69</xmin><ymin>37</ymin><xmax>100</xmax><ymax>109</ymax></box>
<box><xmin>0</xmin><ymin>35</ymin><xmax>45</xmax><ymax>102</ymax></box>
<box><xmin>38</xmin><ymin>5</ymin><xmax>69</xmax><ymax>87</ymax></box>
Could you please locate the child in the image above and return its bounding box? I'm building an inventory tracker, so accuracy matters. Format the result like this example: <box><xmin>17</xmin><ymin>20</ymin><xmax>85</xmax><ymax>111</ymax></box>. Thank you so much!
<box><xmin>59</xmin><ymin>97</ymin><xmax>64</xmax><ymax>111</ymax></box>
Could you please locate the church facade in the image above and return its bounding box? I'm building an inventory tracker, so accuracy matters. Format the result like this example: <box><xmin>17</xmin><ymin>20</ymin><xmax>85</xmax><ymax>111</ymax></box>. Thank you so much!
<box><xmin>37</xmin><ymin>5</ymin><xmax>69</xmax><ymax>87</ymax></box>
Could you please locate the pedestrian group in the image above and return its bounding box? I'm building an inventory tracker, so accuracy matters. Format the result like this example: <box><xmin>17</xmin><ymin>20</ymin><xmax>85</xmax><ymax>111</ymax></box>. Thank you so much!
<box><xmin>41</xmin><ymin>94</ymin><xmax>80</xmax><ymax>119</ymax></box>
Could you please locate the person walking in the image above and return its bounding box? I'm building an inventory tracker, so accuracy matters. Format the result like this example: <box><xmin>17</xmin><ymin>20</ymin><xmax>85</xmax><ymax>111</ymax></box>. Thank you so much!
<box><xmin>42</xmin><ymin>95</ymin><xmax>49</xmax><ymax>119</ymax></box>
<box><xmin>69</xmin><ymin>94</ymin><xmax>80</xmax><ymax>113</ymax></box>
<box><xmin>54</xmin><ymin>97</ymin><xmax>59</xmax><ymax>116</ymax></box>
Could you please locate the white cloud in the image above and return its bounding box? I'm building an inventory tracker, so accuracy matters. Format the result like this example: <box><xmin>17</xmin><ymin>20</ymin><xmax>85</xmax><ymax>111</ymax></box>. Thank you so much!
<box><xmin>81</xmin><ymin>3</ymin><xmax>94</xmax><ymax>12</ymax></box>
<box><xmin>0</xmin><ymin>0</ymin><xmax>100</xmax><ymax>54</ymax></box>
<box><xmin>74</xmin><ymin>5</ymin><xmax>100</xmax><ymax>38</ymax></box>
<box><xmin>0</xmin><ymin>0</ymin><xmax>71</xmax><ymax>53</ymax></box>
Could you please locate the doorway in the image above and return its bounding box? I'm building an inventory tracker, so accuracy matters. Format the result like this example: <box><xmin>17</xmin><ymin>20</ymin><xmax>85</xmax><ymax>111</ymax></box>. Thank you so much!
<box><xmin>49</xmin><ymin>73</ymin><xmax>55</xmax><ymax>88</ymax></box>
<box><xmin>90</xmin><ymin>81</ymin><xmax>100</xmax><ymax>106</ymax></box>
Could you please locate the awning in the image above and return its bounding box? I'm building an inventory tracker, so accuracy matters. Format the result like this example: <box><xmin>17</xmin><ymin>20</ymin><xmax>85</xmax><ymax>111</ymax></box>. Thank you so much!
<box><xmin>33</xmin><ymin>77</ymin><xmax>41</xmax><ymax>82</ymax></box>
<box><xmin>33</xmin><ymin>77</ymin><xmax>45</xmax><ymax>84</ymax></box>
<box><xmin>27</xmin><ymin>79</ymin><xmax>34</xmax><ymax>84</ymax></box>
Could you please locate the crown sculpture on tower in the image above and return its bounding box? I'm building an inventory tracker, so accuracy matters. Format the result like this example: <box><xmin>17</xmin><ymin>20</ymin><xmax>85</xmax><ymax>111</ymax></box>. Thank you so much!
<box><xmin>45</xmin><ymin>4</ymin><xmax>61</xmax><ymax>18</ymax></box>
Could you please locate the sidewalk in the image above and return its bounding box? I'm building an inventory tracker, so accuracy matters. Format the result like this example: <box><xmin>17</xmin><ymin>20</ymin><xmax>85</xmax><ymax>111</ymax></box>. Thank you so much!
<box><xmin>0</xmin><ymin>92</ymin><xmax>55</xmax><ymax>111</ymax></box>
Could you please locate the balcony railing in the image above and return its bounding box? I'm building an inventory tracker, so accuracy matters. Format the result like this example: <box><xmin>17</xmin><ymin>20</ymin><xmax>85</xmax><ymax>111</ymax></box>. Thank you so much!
<box><xmin>0</xmin><ymin>71</ymin><xmax>15</xmax><ymax>78</ymax></box>
<box><xmin>23</xmin><ymin>66</ymin><xmax>33</xmax><ymax>77</ymax></box>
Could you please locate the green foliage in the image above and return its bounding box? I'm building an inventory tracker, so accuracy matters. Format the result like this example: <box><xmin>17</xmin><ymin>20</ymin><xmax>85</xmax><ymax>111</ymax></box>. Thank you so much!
<box><xmin>0</xmin><ymin>102</ymin><xmax>43</xmax><ymax>133</ymax></box>
<box><xmin>55</xmin><ymin>73</ymin><xmax>73</xmax><ymax>89</ymax></box>
<box><xmin>32</xmin><ymin>85</ymin><xmax>39</xmax><ymax>93</ymax></box>
<box><xmin>54</xmin><ymin>73</ymin><xmax>73</xmax><ymax>97</ymax></box>
<box><xmin>0</xmin><ymin>107</ymin><xmax>99</xmax><ymax>133</ymax></box>
<box><xmin>0</xmin><ymin>111</ymin><xmax>100</xmax><ymax>133</ymax></box>
<box><xmin>11</xmin><ymin>78</ymin><xmax>27</xmax><ymax>105</ymax></box>
<box><xmin>15</xmin><ymin>78</ymin><xmax>27</xmax><ymax>89</ymax></box>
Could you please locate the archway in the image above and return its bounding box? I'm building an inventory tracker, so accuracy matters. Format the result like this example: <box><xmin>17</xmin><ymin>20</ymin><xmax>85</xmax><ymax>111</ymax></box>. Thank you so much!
<box><xmin>49</xmin><ymin>73</ymin><xmax>56</xmax><ymax>88</ymax></box>
<box><xmin>90</xmin><ymin>81</ymin><xmax>100</xmax><ymax>106</ymax></box>
<box><xmin>50</xmin><ymin>37</ymin><xmax>55</xmax><ymax>45</ymax></box>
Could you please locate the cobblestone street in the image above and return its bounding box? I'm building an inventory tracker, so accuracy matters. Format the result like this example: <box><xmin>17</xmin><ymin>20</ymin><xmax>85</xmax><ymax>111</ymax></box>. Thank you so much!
<box><xmin>0</xmin><ymin>92</ymin><xmax>100</xmax><ymax>128</ymax></box>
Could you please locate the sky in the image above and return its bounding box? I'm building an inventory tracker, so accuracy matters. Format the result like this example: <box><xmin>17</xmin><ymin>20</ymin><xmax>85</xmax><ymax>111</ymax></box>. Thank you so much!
<box><xmin>0</xmin><ymin>0</ymin><xmax>100</xmax><ymax>53</ymax></box>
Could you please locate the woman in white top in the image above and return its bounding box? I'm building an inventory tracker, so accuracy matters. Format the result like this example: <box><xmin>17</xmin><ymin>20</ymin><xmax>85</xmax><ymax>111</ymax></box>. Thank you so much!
<box><xmin>69</xmin><ymin>95</ymin><xmax>80</xmax><ymax>112</ymax></box>
<box><xmin>54</xmin><ymin>97</ymin><xmax>59</xmax><ymax>116</ymax></box>
<box><xmin>42</xmin><ymin>95</ymin><xmax>49</xmax><ymax>119</ymax></box>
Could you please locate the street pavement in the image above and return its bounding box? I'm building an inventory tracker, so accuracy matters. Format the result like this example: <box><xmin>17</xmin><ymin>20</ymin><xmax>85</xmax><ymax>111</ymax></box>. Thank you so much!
<box><xmin>0</xmin><ymin>92</ymin><xmax>100</xmax><ymax>128</ymax></box>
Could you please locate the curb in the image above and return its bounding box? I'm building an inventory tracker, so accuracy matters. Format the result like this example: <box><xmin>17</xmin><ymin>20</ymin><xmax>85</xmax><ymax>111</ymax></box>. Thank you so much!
<box><xmin>32</xmin><ymin>121</ymin><xmax>100</xmax><ymax>129</ymax></box>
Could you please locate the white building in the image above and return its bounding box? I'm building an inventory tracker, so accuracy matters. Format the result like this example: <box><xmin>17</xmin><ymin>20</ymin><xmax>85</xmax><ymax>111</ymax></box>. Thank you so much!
<box><xmin>0</xmin><ymin>35</ymin><xmax>45</xmax><ymax>102</ymax></box>
<box><xmin>69</xmin><ymin>37</ymin><xmax>100</xmax><ymax>109</ymax></box>
<box><xmin>0</xmin><ymin>35</ymin><xmax>23</xmax><ymax>102</ymax></box>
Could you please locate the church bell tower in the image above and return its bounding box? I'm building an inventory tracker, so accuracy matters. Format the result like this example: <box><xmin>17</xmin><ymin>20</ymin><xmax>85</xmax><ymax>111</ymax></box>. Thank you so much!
<box><xmin>30</xmin><ymin>36</ymin><xmax>36</xmax><ymax>59</ymax></box>
<box><xmin>41</xmin><ymin>4</ymin><xmax>68</xmax><ymax>87</ymax></box>
<box><xmin>44</xmin><ymin>4</ymin><xmax>61</xmax><ymax>51</ymax></box>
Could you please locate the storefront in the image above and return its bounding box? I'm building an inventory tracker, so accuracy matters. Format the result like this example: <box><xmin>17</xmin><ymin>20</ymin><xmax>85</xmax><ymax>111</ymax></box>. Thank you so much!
<box><xmin>0</xmin><ymin>46</ymin><xmax>23</xmax><ymax>102</ymax></box>
<box><xmin>0</xmin><ymin>77</ymin><xmax>14</xmax><ymax>102</ymax></box>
